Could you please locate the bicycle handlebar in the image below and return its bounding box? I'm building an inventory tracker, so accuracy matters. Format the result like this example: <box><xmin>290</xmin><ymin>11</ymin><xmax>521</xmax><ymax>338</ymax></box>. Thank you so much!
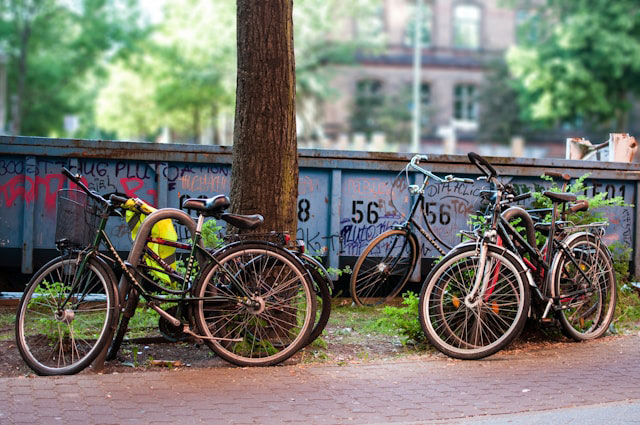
<box><xmin>408</xmin><ymin>155</ymin><xmax>472</xmax><ymax>184</ymax></box>
<box><xmin>468</xmin><ymin>152</ymin><xmax>498</xmax><ymax>179</ymax></box>
<box><xmin>109</xmin><ymin>194</ymin><xmax>128</xmax><ymax>206</ymax></box>
<box><xmin>568</xmin><ymin>199</ymin><xmax>589</xmax><ymax>213</ymax></box>
<box><xmin>62</xmin><ymin>167</ymin><xmax>113</xmax><ymax>206</ymax></box>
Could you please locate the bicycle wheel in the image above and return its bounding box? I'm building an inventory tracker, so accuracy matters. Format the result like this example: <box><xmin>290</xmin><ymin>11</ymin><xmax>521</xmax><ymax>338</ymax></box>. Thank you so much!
<box><xmin>15</xmin><ymin>254</ymin><xmax>117</xmax><ymax>375</ymax></box>
<box><xmin>419</xmin><ymin>244</ymin><xmax>530</xmax><ymax>360</ymax></box>
<box><xmin>299</xmin><ymin>254</ymin><xmax>332</xmax><ymax>346</ymax></box>
<box><xmin>193</xmin><ymin>243</ymin><xmax>316</xmax><ymax>366</ymax></box>
<box><xmin>105</xmin><ymin>287</ymin><xmax>139</xmax><ymax>361</ymax></box>
<box><xmin>551</xmin><ymin>233</ymin><xmax>616</xmax><ymax>340</ymax></box>
<box><xmin>350</xmin><ymin>229</ymin><xmax>419</xmax><ymax>306</ymax></box>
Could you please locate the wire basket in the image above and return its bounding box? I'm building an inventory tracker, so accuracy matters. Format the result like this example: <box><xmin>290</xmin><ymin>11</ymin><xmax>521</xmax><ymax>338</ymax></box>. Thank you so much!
<box><xmin>55</xmin><ymin>189</ymin><xmax>100</xmax><ymax>247</ymax></box>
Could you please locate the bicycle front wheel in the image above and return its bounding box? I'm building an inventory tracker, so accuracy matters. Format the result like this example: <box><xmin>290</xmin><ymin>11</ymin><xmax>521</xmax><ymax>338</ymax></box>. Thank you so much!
<box><xmin>193</xmin><ymin>243</ymin><xmax>316</xmax><ymax>366</ymax></box>
<box><xmin>552</xmin><ymin>233</ymin><xmax>616</xmax><ymax>340</ymax></box>
<box><xmin>350</xmin><ymin>229</ymin><xmax>419</xmax><ymax>306</ymax></box>
<box><xmin>15</xmin><ymin>255</ymin><xmax>117</xmax><ymax>375</ymax></box>
<box><xmin>419</xmin><ymin>244</ymin><xmax>530</xmax><ymax>360</ymax></box>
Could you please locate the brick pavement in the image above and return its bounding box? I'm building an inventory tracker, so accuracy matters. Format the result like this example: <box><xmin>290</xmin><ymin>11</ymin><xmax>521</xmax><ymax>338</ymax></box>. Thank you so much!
<box><xmin>1</xmin><ymin>335</ymin><xmax>639</xmax><ymax>424</ymax></box>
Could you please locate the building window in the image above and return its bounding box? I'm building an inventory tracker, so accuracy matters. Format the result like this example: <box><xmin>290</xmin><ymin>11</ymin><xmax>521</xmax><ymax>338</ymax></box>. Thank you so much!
<box><xmin>404</xmin><ymin>4</ymin><xmax>433</xmax><ymax>47</ymax></box>
<box><xmin>453</xmin><ymin>4</ymin><xmax>481</xmax><ymax>49</ymax></box>
<box><xmin>454</xmin><ymin>84</ymin><xmax>477</xmax><ymax>121</ymax></box>
<box><xmin>352</xmin><ymin>79</ymin><xmax>384</xmax><ymax>134</ymax></box>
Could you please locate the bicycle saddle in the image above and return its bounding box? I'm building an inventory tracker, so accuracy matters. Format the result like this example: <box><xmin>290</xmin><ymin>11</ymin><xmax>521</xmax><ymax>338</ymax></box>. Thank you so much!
<box><xmin>542</xmin><ymin>191</ymin><xmax>577</xmax><ymax>203</ymax></box>
<box><xmin>182</xmin><ymin>194</ymin><xmax>231</xmax><ymax>217</ymax></box>
<box><xmin>221</xmin><ymin>213</ymin><xmax>264</xmax><ymax>230</ymax></box>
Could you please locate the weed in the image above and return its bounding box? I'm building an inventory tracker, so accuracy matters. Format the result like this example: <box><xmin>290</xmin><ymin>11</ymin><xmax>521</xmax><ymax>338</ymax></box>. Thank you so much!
<box><xmin>380</xmin><ymin>292</ymin><xmax>425</xmax><ymax>347</ymax></box>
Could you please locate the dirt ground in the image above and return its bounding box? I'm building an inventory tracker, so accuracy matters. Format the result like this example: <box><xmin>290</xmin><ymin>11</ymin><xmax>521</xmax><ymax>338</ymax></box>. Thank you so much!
<box><xmin>0</xmin><ymin>303</ymin><xmax>634</xmax><ymax>378</ymax></box>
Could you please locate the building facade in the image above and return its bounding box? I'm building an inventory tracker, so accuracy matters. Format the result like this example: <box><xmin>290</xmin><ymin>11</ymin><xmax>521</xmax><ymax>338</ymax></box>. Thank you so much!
<box><xmin>317</xmin><ymin>0</ymin><xmax>520</xmax><ymax>152</ymax></box>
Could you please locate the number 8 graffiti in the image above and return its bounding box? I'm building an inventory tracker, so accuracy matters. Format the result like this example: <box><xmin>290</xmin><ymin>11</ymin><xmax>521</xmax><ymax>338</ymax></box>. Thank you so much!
<box><xmin>298</xmin><ymin>198</ymin><xmax>310</xmax><ymax>222</ymax></box>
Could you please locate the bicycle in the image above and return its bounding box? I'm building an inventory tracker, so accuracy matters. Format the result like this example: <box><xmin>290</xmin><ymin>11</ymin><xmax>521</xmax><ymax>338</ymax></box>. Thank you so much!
<box><xmin>15</xmin><ymin>168</ymin><xmax>316</xmax><ymax>375</ymax></box>
<box><xmin>203</xmin><ymin>231</ymin><xmax>333</xmax><ymax>348</ymax></box>
<box><xmin>350</xmin><ymin>154</ymin><xmax>474</xmax><ymax>306</ymax></box>
<box><xmin>419</xmin><ymin>152</ymin><xmax>616</xmax><ymax>359</ymax></box>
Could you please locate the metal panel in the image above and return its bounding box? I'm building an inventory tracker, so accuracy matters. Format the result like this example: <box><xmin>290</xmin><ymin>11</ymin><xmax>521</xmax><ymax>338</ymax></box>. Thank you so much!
<box><xmin>2</xmin><ymin>135</ymin><xmax>640</xmax><ymax>278</ymax></box>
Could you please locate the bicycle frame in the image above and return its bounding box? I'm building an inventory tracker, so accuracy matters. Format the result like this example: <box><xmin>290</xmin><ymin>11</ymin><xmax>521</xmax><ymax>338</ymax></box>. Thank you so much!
<box><xmin>484</xmin><ymin>194</ymin><xmax>605</xmax><ymax>319</ymax></box>
<box><xmin>393</xmin><ymin>158</ymin><xmax>470</xmax><ymax>256</ymax></box>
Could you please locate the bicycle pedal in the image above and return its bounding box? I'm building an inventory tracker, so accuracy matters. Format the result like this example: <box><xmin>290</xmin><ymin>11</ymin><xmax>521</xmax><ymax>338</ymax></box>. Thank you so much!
<box><xmin>540</xmin><ymin>318</ymin><xmax>554</xmax><ymax>325</ymax></box>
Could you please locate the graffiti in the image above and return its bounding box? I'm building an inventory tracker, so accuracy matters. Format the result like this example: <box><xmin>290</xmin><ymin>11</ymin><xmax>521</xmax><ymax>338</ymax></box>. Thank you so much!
<box><xmin>299</xmin><ymin>176</ymin><xmax>317</xmax><ymax>196</ymax></box>
<box><xmin>69</xmin><ymin>161</ymin><xmax>110</xmax><ymax>177</ymax></box>
<box><xmin>621</xmin><ymin>208</ymin><xmax>632</xmax><ymax>246</ymax></box>
<box><xmin>347</xmin><ymin>177</ymin><xmax>392</xmax><ymax>197</ymax></box>
<box><xmin>88</xmin><ymin>175</ymin><xmax>118</xmax><ymax>193</ymax></box>
<box><xmin>339</xmin><ymin>221</ymin><xmax>398</xmax><ymax>256</ymax></box>
<box><xmin>120</xmin><ymin>177</ymin><xmax>158</xmax><ymax>206</ymax></box>
<box><xmin>0</xmin><ymin>174</ymin><xmax>65</xmax><ymax>209</ymax></box>
<box><xmin>297</xmin><ymin>227</ymin><xmax>324</xmax><ymax>254</ymax></box>
<box><xmin>425</xmin><ymin>181</ymin><xmax>484</xmax><ymax>198</ymax></box>
<box><xmin>180</xmin><ymin>174</ymin><xmax>229</xmax><ymax>194</ymax></box>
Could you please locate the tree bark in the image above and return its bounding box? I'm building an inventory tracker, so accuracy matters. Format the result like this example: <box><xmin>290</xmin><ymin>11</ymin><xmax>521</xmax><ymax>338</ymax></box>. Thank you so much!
<box><xmin>231</xmin><ymin>0</ymin><xmax>298</xmax><ymax>235</ymax></box>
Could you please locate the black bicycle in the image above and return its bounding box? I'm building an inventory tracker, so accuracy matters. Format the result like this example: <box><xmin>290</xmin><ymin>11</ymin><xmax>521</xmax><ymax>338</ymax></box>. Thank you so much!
<box><xmin>419</xmin><ymin>152</ymin><xmax>616</xmax><ymax>359</ymax></box>
<box><xmin>15</xmin><ymin>168</ymin><xmax>316</xmax><ymax>375</ymax></box>
<box><xmin>350</xmin><ymin>154</ymin><xmax>473</xmax><ymax>306</ymax></box>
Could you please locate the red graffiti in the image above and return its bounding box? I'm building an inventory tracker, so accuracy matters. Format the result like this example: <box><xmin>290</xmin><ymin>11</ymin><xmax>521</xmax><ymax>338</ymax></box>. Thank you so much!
<box><xmin>0</xmin><ymin>174</ymin><xmax>65</xmax><ymax>210</ymax></box>
<box><xmin>120</xmin><ymin>177</ymin><xmax>158</xmax><ymax>207</ymax></box>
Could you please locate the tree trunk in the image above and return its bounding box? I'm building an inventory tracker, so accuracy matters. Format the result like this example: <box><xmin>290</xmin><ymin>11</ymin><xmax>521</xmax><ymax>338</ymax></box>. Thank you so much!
<box><xmin>231</xmin><ymin>0</ymin><xmax>298</xmax><ymax>235</ymax></box>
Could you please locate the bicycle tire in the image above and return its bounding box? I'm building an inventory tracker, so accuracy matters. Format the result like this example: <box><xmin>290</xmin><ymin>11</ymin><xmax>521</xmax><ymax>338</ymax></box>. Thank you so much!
<box><xmin>105</xmin><ymin>287</ymin><xmax>139</xmax><ymax>361</ymax></box>
<box><xmin>551</xmin><ymin>233</ymin><xmax>616</xmax><ymax>341</ymax></box>
<box><xmin>299</xmin><ymin>254</ymin><xmax>332</xmax><ymax>346</ymax></box>
<box><xmin>15</xmin><ymin>254</ymin><xmax>117</xmax><ymax>375</ymax></box>
<box><xmin>350</xmin><ymin>229</ymin><xmax>419</xmax><ymax>306</ymax></box>
<box><xmin>192</xmin><ymin>243</ymin><xmax>316</xmax><ymax>366</ymax></box>
<box><xmin>419</xmin><ymin>244</ymin><xmax>530</xmax><ymax>360</ymax></box>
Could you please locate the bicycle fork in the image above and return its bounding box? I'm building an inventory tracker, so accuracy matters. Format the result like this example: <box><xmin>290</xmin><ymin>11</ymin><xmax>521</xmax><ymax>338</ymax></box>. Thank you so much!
<box><xmin>466</xmin><ymin>240</ymin><xmax>494</xmax><ymax>308</ymax></box>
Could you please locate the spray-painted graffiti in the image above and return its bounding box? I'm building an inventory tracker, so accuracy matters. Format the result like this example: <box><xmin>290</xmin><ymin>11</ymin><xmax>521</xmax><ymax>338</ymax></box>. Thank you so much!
<box><xmin>0</xmin><ymin>174</ymin><xmax>65</xmax><ymax>209</ymax></box>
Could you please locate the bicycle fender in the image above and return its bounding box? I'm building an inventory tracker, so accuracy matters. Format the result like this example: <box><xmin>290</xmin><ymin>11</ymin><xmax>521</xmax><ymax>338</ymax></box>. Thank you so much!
<box><xmin>548</xmin><ymin>231</ymin><xmax>612</xmax><ymax>299</ymax></box>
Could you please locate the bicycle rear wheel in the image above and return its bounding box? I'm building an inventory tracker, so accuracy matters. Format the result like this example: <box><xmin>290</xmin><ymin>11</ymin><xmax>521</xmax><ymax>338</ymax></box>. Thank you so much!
<box><xmin>350</xmin><ymin>229</ymin><xmax>419</xmax><ymax>306</ymax></box>
<box><xmin>299</xmin><ymin>253</ymin><xmax>332</xmax><ymax>346</ymax></box>
<box><xmin>552</xmin><ymin>233</ymin><xmax>616</xmax><ymax>340</ymax></box>
<box><xmin>193</xmin><ymin>243</ymin><xmax>316</xmax><ymax>366</ymax></box>
<box><xmin>419</xmin><ymin>244</ymin><xmax>530</xmax><ymax>360</ymax></box>
<box><xmin>15</xmin><ymin>254</ymin><xmax>117</xmax><ymax>375</ymax></box>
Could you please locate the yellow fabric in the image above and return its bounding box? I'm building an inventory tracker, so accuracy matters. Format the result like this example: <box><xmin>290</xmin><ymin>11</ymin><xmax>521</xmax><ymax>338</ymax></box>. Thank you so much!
<box><xmin>123</xmin><ymin>198</ymin><xmax>177</xmax><ymax>285</ymax></box>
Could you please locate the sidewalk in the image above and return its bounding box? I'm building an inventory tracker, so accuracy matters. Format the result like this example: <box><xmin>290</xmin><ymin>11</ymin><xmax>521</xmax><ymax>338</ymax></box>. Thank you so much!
<box><xmin>1</xmin><ymin>335</ymin><xmax>639</xmax><ymax>424</ymax></box>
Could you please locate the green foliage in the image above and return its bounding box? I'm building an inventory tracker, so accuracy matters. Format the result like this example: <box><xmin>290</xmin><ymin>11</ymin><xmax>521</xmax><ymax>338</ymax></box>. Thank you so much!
<box><xmin>610</xmin><ymin>242</ymin><xmax>632</xmax><ymax>286</ymax></box>
<box><xmin>532</xmin><ymin>173</ymin><xmax>628</xmax><ymax>223</ymax></box>
<box><xmin>615</xmin><ymin>281</ymin><xmax>640</xmax><ymax>330</ymax></box>
<box><xmin>201</xmin><ymin>219</ymin><xmax>223</xmax><ymax>249</ymax></box>
<box><xmin>506</xmin><ymin>0</ymin><xmax>640</xmax><ymax>129</ymax></box>
<box><xmin>1</xmin><ymin>0</ymin><xmax>147</xmax><ymax>137</ymax></box>
<box><xmin>477</xmin><ymin>60</ymin><xmax>525</xmax><ymax>144</ymax></box>
<box><xmin>381</xmin><ymin>292</ymin><xmax>425</xmax><ymax>346</ymax></box>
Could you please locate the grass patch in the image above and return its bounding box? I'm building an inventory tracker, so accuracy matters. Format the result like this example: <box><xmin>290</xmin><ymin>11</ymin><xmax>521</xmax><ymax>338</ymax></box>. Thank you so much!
<box><xmin>614</xmin><ymin>284</ymin><xmax>640</xmax><ymax>331</ymax></box>
<box><xmin>0</xmin><ymin>308</ymin><xmax>15</xmax><ymax>342</ymax></box>
<box><xmin>123</xmin><ymin>306</ymin><xmax>161</xmax><ymax>338</ymax></box>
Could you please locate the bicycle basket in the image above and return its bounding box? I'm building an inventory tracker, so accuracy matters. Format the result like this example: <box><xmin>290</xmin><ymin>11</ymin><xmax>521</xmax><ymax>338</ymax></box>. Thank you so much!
<box><xmin>55</xmin><ymin>189</ymin><xmax>100</xmax><ymax>247</ymax></box>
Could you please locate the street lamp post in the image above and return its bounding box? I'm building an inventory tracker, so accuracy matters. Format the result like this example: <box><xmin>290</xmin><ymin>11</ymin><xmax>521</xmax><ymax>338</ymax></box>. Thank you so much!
<box><xmin>410</xmin><ymin>0</ymin><xmax>424</xmax><ymax>154</ymax></box>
